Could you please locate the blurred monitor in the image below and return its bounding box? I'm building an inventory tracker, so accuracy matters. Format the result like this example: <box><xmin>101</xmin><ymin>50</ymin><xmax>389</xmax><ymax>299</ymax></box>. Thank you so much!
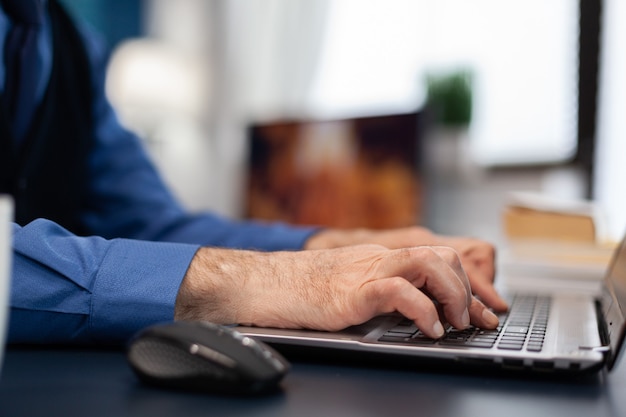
<box><xmin>245</xmin><ymin>111</ymin><xmax>425</xmax><ymax>229</ymax></box>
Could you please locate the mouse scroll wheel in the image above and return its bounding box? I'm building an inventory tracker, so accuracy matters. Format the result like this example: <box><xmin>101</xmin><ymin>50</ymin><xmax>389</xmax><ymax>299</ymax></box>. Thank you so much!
<box><xmin>189</xmin><ymin>343</ymin><xmax>237</xmax><ymax>369</ymax></box>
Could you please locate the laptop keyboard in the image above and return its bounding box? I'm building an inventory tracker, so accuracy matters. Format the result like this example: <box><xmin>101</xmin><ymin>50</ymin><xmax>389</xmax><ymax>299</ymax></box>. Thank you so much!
<box><xmin>378</xmin><ymin>294</ymin><xmax>551</xmax><ymax>352</ymax></box>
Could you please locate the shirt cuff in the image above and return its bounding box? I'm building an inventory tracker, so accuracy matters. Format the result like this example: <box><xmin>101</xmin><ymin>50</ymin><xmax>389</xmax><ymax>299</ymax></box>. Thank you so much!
<box><xmin>90</xmin><ymin>238</ymin><xmax>199</xmax><ymax>343</ymax></box>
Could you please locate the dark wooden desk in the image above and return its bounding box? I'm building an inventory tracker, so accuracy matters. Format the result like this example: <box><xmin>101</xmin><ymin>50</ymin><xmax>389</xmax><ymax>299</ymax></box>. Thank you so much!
<box><xmin>1</xmin><ymin>347</ymin><xmax>625</xmax><ymax>417</ymax></box>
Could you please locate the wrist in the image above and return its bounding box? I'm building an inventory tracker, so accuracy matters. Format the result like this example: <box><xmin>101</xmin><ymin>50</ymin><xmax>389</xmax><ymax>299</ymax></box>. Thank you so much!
<box><xmin>174</xmin><ymin>247</ymin><xmax>246</xmax><ymax>324</ymax></box>
<box><xmin>174</xmin><ymin>247</ymin><xmax>312</xmax><ymax>329</ymax></box>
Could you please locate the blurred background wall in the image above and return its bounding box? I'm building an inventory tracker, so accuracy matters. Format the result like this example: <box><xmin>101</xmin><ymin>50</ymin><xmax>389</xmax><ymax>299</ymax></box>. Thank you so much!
<box><xmin>58</xmin><ymin>0</ymin><xmax>626</xmax><ymax>241</ymax></box>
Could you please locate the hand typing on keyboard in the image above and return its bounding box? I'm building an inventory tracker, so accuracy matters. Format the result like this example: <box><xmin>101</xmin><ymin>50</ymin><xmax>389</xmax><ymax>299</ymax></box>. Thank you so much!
<box><xmin>177</xmin><ymin>243</ymin><xmax>501</xmax><ymax>339</ymax></box>
<box><xmin>305</xmin><ymin>228</ymin><xmax>510</xmax><ymax>313</ymax></box>
<box><xmin>380</xmin><ymin>295</ymin><xmax>548</xmax><ymax>352</ymax></box>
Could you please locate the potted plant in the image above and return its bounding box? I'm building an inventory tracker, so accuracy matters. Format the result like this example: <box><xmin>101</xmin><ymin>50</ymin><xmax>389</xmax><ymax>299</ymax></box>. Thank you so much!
<box><xmin>424</xmin><ymin>69</ymin><xmax>474</xmax><ymax>177</ymax></box>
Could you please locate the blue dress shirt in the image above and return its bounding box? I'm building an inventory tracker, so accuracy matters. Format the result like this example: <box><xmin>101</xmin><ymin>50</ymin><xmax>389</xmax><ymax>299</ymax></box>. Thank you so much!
<box><xmin>2</xmin><ymin>4</ymin><xmax>318</xmax><ymax>345</ymax></box>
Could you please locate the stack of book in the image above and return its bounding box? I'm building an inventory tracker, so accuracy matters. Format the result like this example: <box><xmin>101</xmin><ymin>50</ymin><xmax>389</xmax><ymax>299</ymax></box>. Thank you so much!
<box><xmin>499</xmin><ymin>191</ymin><xmax>615</xmax><ymax>295</ymax></box>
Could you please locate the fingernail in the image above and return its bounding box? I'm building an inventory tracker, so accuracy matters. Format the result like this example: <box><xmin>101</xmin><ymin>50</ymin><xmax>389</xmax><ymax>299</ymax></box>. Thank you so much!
<box><xmin>432</xmin><ymin>321</ymin><xmax>445</xmax><ymax>338</ymax></box>
<box><xmin>462</xmin><ymin>309</ymin><xmax>470</xmax><ymax>328</ymax></box>
<box><xmin>482</xmin><ymin>309</ymin><xmax>499</xmax><ymax>327</ymax></box>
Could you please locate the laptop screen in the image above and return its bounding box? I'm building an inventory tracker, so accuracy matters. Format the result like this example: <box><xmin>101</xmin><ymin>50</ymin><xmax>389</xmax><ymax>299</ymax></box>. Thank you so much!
<box><xmin>0</xmin><ymin>195</ymin><xmax>13</xmax><ymax>376</ymax></box>
<box><xmin>245</xmin><ymin>111</ymin><xmax>424</xmax><ymax>229</ymax></box>
<box><xmin>601</xmin><ymin>233</ymin><xmax>626</xmax><ymax>369</ymax></box>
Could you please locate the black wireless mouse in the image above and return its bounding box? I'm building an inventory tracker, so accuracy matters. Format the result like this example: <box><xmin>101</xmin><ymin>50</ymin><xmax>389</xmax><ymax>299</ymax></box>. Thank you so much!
<box><xmin>127</xmin><ymin>321</ymin><xmax>290</xmax><ymax>395</ymax></box>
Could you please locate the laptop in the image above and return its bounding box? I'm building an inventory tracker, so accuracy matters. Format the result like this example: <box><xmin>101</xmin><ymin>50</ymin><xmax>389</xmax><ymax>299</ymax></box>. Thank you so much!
<box><xmin>0</xmin><ymin>195</ymin><xmax>13</xmax><ymax>376</ymax></box>
<box><xmin>237</xmin><ymin>234</ymin><xmax>626</xmax><ymax>374</ymax></box>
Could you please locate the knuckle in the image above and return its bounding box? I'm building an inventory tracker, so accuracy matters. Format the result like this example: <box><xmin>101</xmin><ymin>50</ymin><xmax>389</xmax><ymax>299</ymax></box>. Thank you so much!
<box><xmin>391</xmin><ymin>247</ymin><xmax>419</xmax><ymax>264</ymax></box>
<box><xmin>439</xmin><ymin>246</ymin><xmax>462</xmax><ymax>265</ymax></box>
<box><xmin>411</xmin><ymin>245</ymin><xmax>461</xmax><ymax>268</ymax></box>
<box><xmin>410</xmin><ymin>246</ymin><xmax>438</xmax><ymax>262</ymax></box>
<box><xmin>385</xmin><ymin>276</ymin><xmax>411</xmax><ymax>293</ymax></box>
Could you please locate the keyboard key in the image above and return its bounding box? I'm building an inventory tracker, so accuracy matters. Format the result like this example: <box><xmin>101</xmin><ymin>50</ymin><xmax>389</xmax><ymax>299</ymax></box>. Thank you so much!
<box><xmin>379</xmin><ymin>335</ymin><xmax>411</xmax><ymax>343</ymax></box>
<box><xmin>497</xmin><ymin>343</ymin><xmax>524</xmax><ymax>351</ymax></box>
<box><xmin>407</xmin><ymin>336</ymin><xmax>437</xmax><ymax>345</ymax></box>
<box><xmin>464</xmin><ymin>341</ymin><xmax>495</xmax><ymax>348</ymax></box>
<box><xmin>504</xmin><ymin>326</ymin><xmax>529</xmax><ymax>334</ymax></box>
<box><xmin>471</xmin><ymin>336</ymin><xmax>498</xmax><ymax>343</ymax></box>
<box><xmin>388</xmin><ymin>323</ymin><xmax>419</xmax><ymax>334</ymax></box>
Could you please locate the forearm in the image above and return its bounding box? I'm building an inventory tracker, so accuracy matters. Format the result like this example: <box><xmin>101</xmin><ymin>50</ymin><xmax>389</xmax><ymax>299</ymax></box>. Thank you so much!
<box><xmin>174</xmin><ymin>244</ymin><xmax>500</xmax><ymax>337</ymax></box>
<box><xmin>175</xmin><ymin>246</ymin><xmax>328</xmax><ymax>329</ymax></box>
<box><xmin>303</xmin><ymin>226</ymin><xmax>437</xmax><ymax>249</ymax></box>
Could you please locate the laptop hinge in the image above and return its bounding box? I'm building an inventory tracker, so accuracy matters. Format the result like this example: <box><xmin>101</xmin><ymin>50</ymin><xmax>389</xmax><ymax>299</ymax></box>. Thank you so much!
<box><xmin>595</xmin><ymin>299</ymin><xmax>612</xmax><ymax>347</ymax></box>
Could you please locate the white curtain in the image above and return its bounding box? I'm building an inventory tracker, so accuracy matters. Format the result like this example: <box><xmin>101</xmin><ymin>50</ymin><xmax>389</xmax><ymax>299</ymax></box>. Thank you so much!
<box><xmin>206</xmin><ymin>0</ymin><xmax>330</xmax><ymax>216</ymax></box>
<box><xmin>108</xmin><ymin>0</ymin><xmax>215</xmax><ymax>211</ymax></box>
<box><xmin>309</xmin><ymin>0</ymin><xmax>579</xmax><ymax>166</ymax></box>
<box><xmin>594</xmin><ymin>0</ymin><xmax>626</xmax><ymax>242</ymax></box>
<box><xmin>132</xmin><ymin>0</ymin><xmax>329</xmax><ymax>216</ymax></box>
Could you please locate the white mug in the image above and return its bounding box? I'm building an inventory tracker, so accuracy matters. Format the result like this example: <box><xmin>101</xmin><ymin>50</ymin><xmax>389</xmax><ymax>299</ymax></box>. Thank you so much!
<box><xmin>0</xmin><ymin>195</ymin><xmax>13</xmax><ymax>377</ymax></box>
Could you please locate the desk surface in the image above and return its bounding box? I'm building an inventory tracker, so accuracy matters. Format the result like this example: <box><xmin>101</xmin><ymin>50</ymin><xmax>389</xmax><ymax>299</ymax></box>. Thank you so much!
<box><xmin>1</xmin><ymin>347</ymin><xmax>625</xmax><ymax>417</ymax></box>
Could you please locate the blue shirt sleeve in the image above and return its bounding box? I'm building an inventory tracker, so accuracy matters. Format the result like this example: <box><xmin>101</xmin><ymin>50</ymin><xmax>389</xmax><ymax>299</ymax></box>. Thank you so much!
<box><xmin>7</xmin><ymin>11</ymin><xmax>320</xmax><ymax>345</ymax></box>
<box><xmin>10</xmin><ymin>220</ymin><xmax>199</xmax><ymax>345</ymax></box>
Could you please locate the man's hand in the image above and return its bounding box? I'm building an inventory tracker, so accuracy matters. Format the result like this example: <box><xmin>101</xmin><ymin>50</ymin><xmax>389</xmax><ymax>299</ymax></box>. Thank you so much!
<box><xmin>175</xmin><ymin>245</ymin><xmax>500</xmax><ymax>338</ymax></box>
<box><xmin>304</xmin><ymin>227</ymin><xmax>508</xmax><ymax>312</ymax></box>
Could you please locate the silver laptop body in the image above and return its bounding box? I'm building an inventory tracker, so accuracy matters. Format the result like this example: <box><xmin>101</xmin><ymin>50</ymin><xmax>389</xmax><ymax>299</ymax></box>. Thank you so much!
<box><xmin>238</xmin><ymin>235</ymin><xmax>626</xmax><ymax>374</ymax></box>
